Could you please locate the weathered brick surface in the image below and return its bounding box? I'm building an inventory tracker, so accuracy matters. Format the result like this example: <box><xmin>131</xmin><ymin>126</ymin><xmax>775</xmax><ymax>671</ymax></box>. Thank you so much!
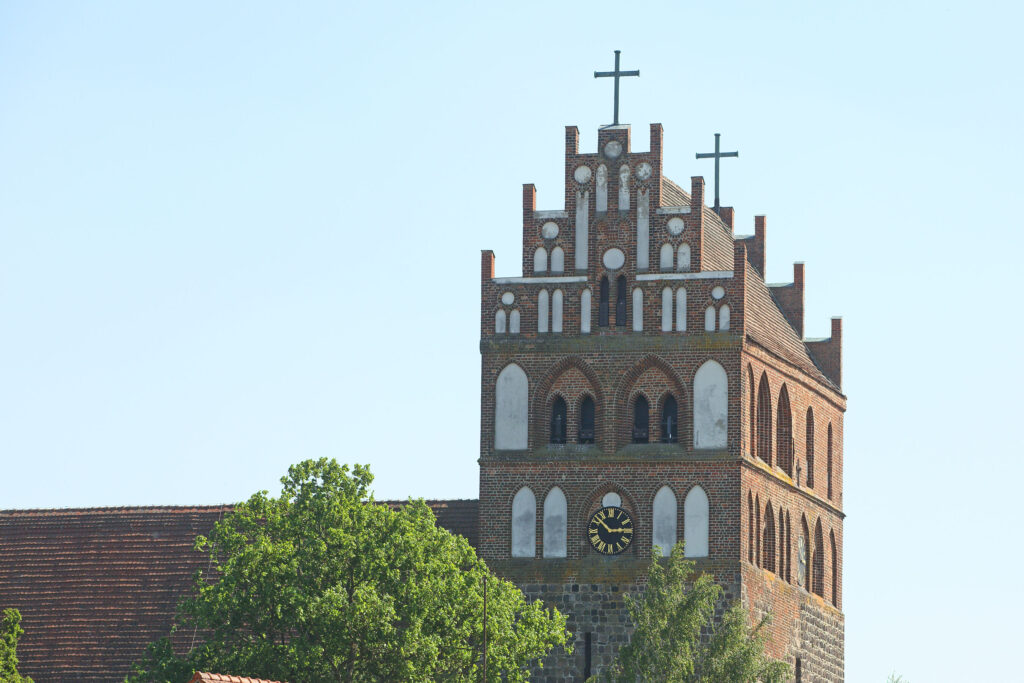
<box><xmin>479</xmin><ymin>121</ymin><xmax>846</xmax><ymax>679</ymax></box>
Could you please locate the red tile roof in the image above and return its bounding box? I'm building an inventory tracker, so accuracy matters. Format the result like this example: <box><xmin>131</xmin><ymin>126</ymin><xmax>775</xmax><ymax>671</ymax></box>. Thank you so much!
<box><xmin>0</xmin><ymin>500</ymin><xmax>479</xmax><ymax>683</ymax></box>
<box><xmin>0</xmin><ymin>506</ymin><xmax>230</xmax><ymax>682</ymax></box>
<box><xmin>188</xmin><ymin>673</ymin><xmax>288</xmax><ymax>683</ymax></box>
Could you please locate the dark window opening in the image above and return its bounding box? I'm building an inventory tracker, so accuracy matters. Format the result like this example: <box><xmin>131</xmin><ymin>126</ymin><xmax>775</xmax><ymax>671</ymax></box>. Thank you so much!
<box><xmin>796</xmin><ymin>658</ymin><xmax>802</xmax><ymax>682</ymax></box>
<box><xmin>550</xmin><ymin>396</ymin><xmax>567</xmax><ymax>444</ymax></box>
<box><xmin>806</xmin><ymin>408</ymin><xmax>816</xmax><ymax>489</ymax></box>
<box><xmin>579</xmin><ymin>396</ymin><xmax>595</xmax><ymax>444</ymax></box>
<box><xmin>660</xmin><ymin>395</ymin><xmax>678</xmax><ymax>443</ymax></box>
<box><xmin>632</xmin><ymin>395</ymin><xmax>649</xmax><ymax>443</ymax></box>
<box><xmin>615</xmin><ymin>275</ymin><xmax>627</xmax><ymax>327</ymax></box>
<box><xmin>598</xmin><ymin>277</ymin><xmax>610</xmax><ymax>327</ymax></box>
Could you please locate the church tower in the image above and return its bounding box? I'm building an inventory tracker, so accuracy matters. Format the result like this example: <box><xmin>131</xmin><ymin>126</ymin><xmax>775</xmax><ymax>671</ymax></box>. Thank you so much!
<box><xmin>478</xmin><ymin>74</ymin><xmax>845</xmax><ymax>680</ymax></box>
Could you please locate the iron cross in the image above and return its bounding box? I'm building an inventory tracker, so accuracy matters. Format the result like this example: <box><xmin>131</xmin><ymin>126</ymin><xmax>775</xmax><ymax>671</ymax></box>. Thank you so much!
<box><xmin>594</xmin><ymin>50</ymin><xmax>639</xmax><ymax>126</ymax></box>
<box><xmin>696</xmin><ymin>133</ymin><xmax>739</xmax><ymax>211</ymax></box>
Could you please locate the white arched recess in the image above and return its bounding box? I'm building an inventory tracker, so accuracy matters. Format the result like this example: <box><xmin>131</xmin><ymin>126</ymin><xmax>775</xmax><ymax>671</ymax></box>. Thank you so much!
<box><xmin>652</xmin><ymin>486</ymin><xmax>677</xmax><ymax>557</ymax></box>
<box><xmin>580</xmin><ymin>289</ymin><xmax>592</xmax><ymax>334</ymax></box>
<box><xmin>543</xmin><ymin>487</ymin><xmax>567</xmax><ymax>558</ymax></box>
<box><xmin>684</xmin><ymin>486</ymin><xmax>710</xmax><ymax>557</ymax></box>
<box><xmin>538</xmin><ymin>290</ymin><xmax>549</xmax><ymax>333</ymax></box>
<box><xmin>551</xmin><ymin>247</ymin><xmax>565</xmax><ymax>273</ymax></box>
<box><xmin>511</xmin><ymin>487</ymin><xmax>536</xmax><ymax>557</ymax></box>
<box><xmin>533</xmin><ymin>247</ymin><xmax>547</xmax><ymax>273</ymax></box>
<box><xmin>693</xmin><ymin>360</ymin><xmax>728</xmax><ymax>449</ymax></box>
<box><xmin>632</xmin><ymin>288</ymin><xmax>644</xmax><ymax>331</ymax></box>
<box><xmin>495</xmin><ymin>364</ymin><xmax>528</xmax><ymax>449</ymax></box>
<box><xmin>659</xmin><ymin>243</ymin><xmax>673</xmax><ymax>271</ymax></box>
<box><xmin>552</xmin><ymin>289</ymin><xmax>564</xmax><ymax>333</ymax></box>
<box><xmin>661</xmin><ymin>287</ymin><xmax>672</xmax><ymax>332</ymax></box>
<box><xmin>495</xmin><ymin>310</ymin><xmax>507</xmax><ymax>334</ymax></box>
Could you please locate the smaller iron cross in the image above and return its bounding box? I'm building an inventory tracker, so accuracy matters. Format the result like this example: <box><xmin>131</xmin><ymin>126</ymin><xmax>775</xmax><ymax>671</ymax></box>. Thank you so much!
<box><xmin>594</xmin><ymin>50</ymin><xmax>639</xmax><ymax>126</ymax></box>
<box><xmin>696</xmin><ymin>133</ymin><xmax>739</xmax><ymax>211</ymax></box>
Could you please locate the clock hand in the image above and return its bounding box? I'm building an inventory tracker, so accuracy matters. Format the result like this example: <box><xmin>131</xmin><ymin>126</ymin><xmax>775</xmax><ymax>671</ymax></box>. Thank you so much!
<box><xmin>598</xmin><ymin>518</ymin><xmax>614</xmax><ymax>533</ymax></box>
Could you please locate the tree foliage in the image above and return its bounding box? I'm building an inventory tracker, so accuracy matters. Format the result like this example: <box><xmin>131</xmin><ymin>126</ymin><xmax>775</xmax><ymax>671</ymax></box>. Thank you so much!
<box><xmin>603</xmin><ymin>543</ymin><xmax>789</xmax><ymax>683</ymax></box>
<box><xmin>129</xmin><ymin>459</ymin><xmax>570</xmax><ymax>682</ymax></box>
<box><xmin>0</xmin><ymin>608</ymin><xmax>33</xmax><ymax>683</ymax></box>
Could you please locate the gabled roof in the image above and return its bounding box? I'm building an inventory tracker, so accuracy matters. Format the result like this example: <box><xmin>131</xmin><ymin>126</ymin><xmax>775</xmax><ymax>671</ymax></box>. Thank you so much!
<box><xmin>743</xmin><ymin>260</ymin><xmax>839</xmax><ymax>392</ymax></box>
<box><xmin>0</xmin><ymin>505</ymin><xmax>230</xmax><ymax>682</ymax></box>
<box><xmin>381</xmin><ymin>498</ymin><xmax>479</xmax><ymax>549</ymax></box>
<box><xmin>189</xmin><ymin>673</ymin><xmax>289</xmax><ymax>683</ymax></box>
<box><xmin>0</xmin><ymin>499</ymin><xmax>480</xmax><ymax>683</ymax></box>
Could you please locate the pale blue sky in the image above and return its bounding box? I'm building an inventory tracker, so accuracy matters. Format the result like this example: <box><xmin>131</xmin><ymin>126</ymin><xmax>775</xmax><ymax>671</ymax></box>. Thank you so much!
<box><xmin>2</xmin><ymin>1</ymin><xmax>1022</xmax><ymax>679</ymax></box>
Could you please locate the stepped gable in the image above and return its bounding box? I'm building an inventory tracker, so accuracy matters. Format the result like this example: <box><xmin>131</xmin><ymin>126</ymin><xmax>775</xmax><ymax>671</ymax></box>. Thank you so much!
<box><xmin>381</xmin><ymin>499</ymin><xmax>480</xmax><ymax>549</ymax></box>
<box><xmin>743</xmin><ymin>259</ymin><xmax>838</xmax><ymax>391</ymax></box>
<box><xmin>0</xmin><ymin>505</ymin><xmax>230</xmax><ymax>682</ymax></box>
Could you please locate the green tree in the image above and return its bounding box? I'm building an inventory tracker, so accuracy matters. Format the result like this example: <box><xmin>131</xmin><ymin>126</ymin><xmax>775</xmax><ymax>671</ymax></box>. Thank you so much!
<box><xmin>129</xmin><ymin>459</ymin><xmax>569</xmax><ymax>682</ymax></box>
<box><xmin>0</xmin><ymin>608</ymin><xmax>33</xmax><ymax>683</ymax></box>
<box><xmin>603</xmin><ymin>543</ymin><xmax>789</xmax><ymax>683</ymax></box>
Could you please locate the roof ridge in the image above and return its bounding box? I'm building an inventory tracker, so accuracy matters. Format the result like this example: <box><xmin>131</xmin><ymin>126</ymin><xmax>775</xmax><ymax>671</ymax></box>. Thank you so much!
<box><xmin>0</xmin><ymin>504</ymin><xmax>236</xmax><ymax>515</ymax></box>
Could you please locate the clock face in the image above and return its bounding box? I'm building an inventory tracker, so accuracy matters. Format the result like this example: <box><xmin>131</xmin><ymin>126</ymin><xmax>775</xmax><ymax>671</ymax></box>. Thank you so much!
<box><xmin>587</xmin><ymin>506</ymin><xmax>634</xmax><ymax>555</ymax></box>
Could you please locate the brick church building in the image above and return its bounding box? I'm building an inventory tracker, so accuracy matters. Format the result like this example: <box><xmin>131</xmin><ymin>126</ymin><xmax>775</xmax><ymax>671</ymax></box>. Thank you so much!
<box><xmin>0</xmin><ymin>88</ymin><xmax>845</xmax><ymax>681</ymax></box>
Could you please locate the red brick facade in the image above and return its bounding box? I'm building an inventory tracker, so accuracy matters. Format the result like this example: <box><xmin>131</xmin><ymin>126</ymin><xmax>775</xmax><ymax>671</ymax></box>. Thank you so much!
<box><xmin>479</xmin><ymin>123</ymin><xmax>845</xmax><ymax>680</ymax></box>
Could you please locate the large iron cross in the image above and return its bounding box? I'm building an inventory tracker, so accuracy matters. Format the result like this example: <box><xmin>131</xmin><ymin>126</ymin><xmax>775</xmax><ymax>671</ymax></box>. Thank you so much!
<box><xmin>594</xmin><ymin>50</ymin><xmax>639</xmax><ymax>126</ymax></box>
<box><xmin>696</xmin><ymin>133</ymin><xmax>739</xmax><ymax>211</ymax></box>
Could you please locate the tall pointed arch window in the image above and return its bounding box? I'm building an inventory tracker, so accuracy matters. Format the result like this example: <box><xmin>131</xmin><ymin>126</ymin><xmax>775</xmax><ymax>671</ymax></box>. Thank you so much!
<box><xmin>579</xmin><ymin>395</ymin><xmax>595</xmax><ymax>444</ymax></box>
<box><xmin>684</xmin><ymin>486</ymin><xmax>709</xmax><ymax>557</ymax></box>
<box><xmin>827</xmin><ymin>423</ymin><xmax>834</xmax><ymax>500</ymax></box>
<box><xmin>615</xmin><ymin>275</ymin><xmax>627</xmax><ymax>327</ymax></box>
<box><xmin>511</xmin><ymin>487</ymin><xmax>536</xmax><ymax>558</ymax></box>
<box><xmin>632</xmin><ymin>395</ymin><xmax>649</xmax><ymax>443</ymax></box>
<box><xmin>763</xmin><ymin>504</ymin><xmax>776</xmax><ymax>573</ymax></box>
<box><xmin>777</xmin><ymin>385</ymin><xmax>793</xmax><ymax>476</ymax></box>
<box><xmin>813</xmin><ymin>520</ymin><xmax>825</xmax><ymax>597</ymax></box>
<box><xmin>543</xmin><ymin>488</ymin><xmax>567</xmax><ymax>558</ymax></box>
<box><xmin>660</xmin><ymin>395</ymin><xmax>678</xmax><ymax>443</ymax></box>
<box><xmin>550</xmin><ymin>396</ymin><xmax>567</xmax><ymax>444</ymax></box>
<box><xmin>652</xmin><ymin>486</ymin><xmax>677</xmax><ymax>557</ymax></box>
<box><xmin>599</xmin><ymin>277</ymin><xmax>610</xmax><ymax>327</ymax></box>
<box><xmin>756</xmin><ymin>373</ymin><xmax>773</xmax><ymax>466</ymax></box>
<box><xmin>806</xmin><ymin>408</ymin><xmax>816</xmax><ymax>488</ymax></box>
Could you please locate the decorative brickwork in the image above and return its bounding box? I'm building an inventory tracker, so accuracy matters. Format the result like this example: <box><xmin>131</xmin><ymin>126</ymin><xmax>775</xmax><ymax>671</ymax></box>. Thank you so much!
<box><xmin>479</xmin><ymin>121</ymin><xmax>846</xmax><ymax>680</ymax></box>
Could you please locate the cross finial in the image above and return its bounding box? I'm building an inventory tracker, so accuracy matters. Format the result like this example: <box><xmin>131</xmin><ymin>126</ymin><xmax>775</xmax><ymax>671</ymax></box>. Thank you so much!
<box><xmin>594</xmin><ymin>50</ymin><xmax>639</xmax><ymax>126</ymax></box>
<box><xmin>696</xmin><ymin>133</ymin><xmax>739</xmax><ymax>212</ymax></box>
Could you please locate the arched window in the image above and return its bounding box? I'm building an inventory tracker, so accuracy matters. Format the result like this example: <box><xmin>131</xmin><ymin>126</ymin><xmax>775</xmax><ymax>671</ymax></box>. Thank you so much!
<box><xmin>693</xmin><ymin>360</ymin><xmax>728</xmax><ymax>449</ymax></box>
<box><xmin>806</xmin><ymin>408</ymin><xmax>816</xmax><ymax>488</ymax></box>
<box><xmin>785</xmin><ymin>511</ymin><xmax>793</xmax><ymax>583</ymax></box>
<box><xmin>550</xmin><ymin>396</ymin><xmax>567</xmax><ymax>444</ymax></box>
<box><xmin>830</xmin><ymin>530</ymin><xmax>838</xmax><ymax>607</ymax></box>
<box><xmin>550</xmin><ymin>247</ymin><xmax>564</xmax><ymax>273</ymax></box>
<box><xmin>748</xmin><ymin>365</ymin><xmax>756</xmax><ymax>457</ymax></box>
<box><xmin>755</xmin><ymin>496</ymin><xmax>762</xmax><ymax>567</ymax></box>
<box><xmin>579</xmin><ymin>395</ymin><xmax>595</xmax><ymax>444</ymax></box>
<box><xmin>719</xmin><ymin>304</ymin><xmax>730</xmax><ymax>331</ymax></box>
<box><xmin>632</xmin><ymin>288</ymin><xmax>643</xmax><ymax>331</ymax></box>
<box><xmin>495</xmin><ymin>309</ymin><xmax>507</xmax><ymax>334</ymax></box>
<box><xmin>537</xmin><ymin>290</ymin><xmax>549</xmax><ymax>333</ymax></box>
<box><xmin>675</xmin><ymin>288</ymin><xmax>687</xmax><ymax>331</ymax></box>
<box><xmin>747</xmin><ymin>492</ymin><xmax>754</xmax><ymax>563</ymax></box>
<box><xmin>511</xmin><ymin>487</ymin><xmax>536</xmax><ymax>557</ymax></box>
<box><xmin>659</xmin><ymin>243</ymin><xmax>673</xmax><ymax>271</ymax></box>
<box><xmin>615</xmin><ymin>275</ymin><xmax>627</xmax><ymax>327</ymax></box>
<box><xmin>495</xmin><ymin>364</ymin><xmax>528</xmax><ymax>449</ymax></box>
<box><xmin>763</xmin><ymin>504</ymin><xmax>776</xmax><ymax>573</ymax></box>
<box><xmin>580</xmin><ymin>289</ymin><xmax>592</xmax><ymax>334</ymax></box>
<box><xmin>543</xmin><ymin>488</ymin><xmax>567</xmax><ymax>558</ymax></box>
<box><xmin>827</xmin><ymin>423</ymin><xmax>834</xmax><ymax>500</ymax></box>
<box><xmin>660</xmin><ymin>394</ymin><xmax>678</xmax><ymax>443</ymax></box>
<box><xmin>677</xmin><ymin>243</ymin><xmax>691</xmax><ymax>271</ymax></box>
<box><xmin>684</xmin><ymin>486</ymin><xmax>709</xmax><ymax>557</ymax></box>
<box><xmin>756</xmin><ymin>373</ymin><xmax>773</xmax><ymax>465</ymax></box>
<box><xmin>704</xmin><ymin>306</ymin><xmax>715</xmax><ymax>331</ymax></box>
<box><xmin>632</xmin><ymin>394</ymin><xmax>649</xmax><ymax>443</ymax></box>
<box><xmin>533</xmin><ymin>247</ymin><xmax>547</xmax><ymax>273</ymax></box>
<box><xmin>813</xmin><ymin>519</ymin><xmax>825</xmax><ymax>597</ymax></box>
<box><xmin>661</xmin><ymin>287</ymin><xmax>673</xmax><ymax>331</ymax></box>
<box><xmin>777</xmin><ymin>385</ymin><xmax>794</xmax><ymax>477</ymax></box>
<box><xmin>799</xmin><ymin>516</ymin><xmax>810</xmax><ymax>590</ymax></box>
<box><xmin>652</xmin><ymin>486</ymin><xmax>677</xmax><ymax>557</ymax></box>
<box><xmin>599</xmin><ymin>277</ymin><xmax>610</xmax><ymax>327</ymax></box>
<box><xmin>509</xmin><ymin>309</ymin><xmax>521</xmax><ymax>334</ymax></box>
<box><xmin>779</xmin><ymin>505</ymin><xmax>786</xmax><ymax>580</ymax></box>
<box><xmin>552</xmin><ymin>289</ymin><xmax>563</xmax><ymax>333</ymax></box>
